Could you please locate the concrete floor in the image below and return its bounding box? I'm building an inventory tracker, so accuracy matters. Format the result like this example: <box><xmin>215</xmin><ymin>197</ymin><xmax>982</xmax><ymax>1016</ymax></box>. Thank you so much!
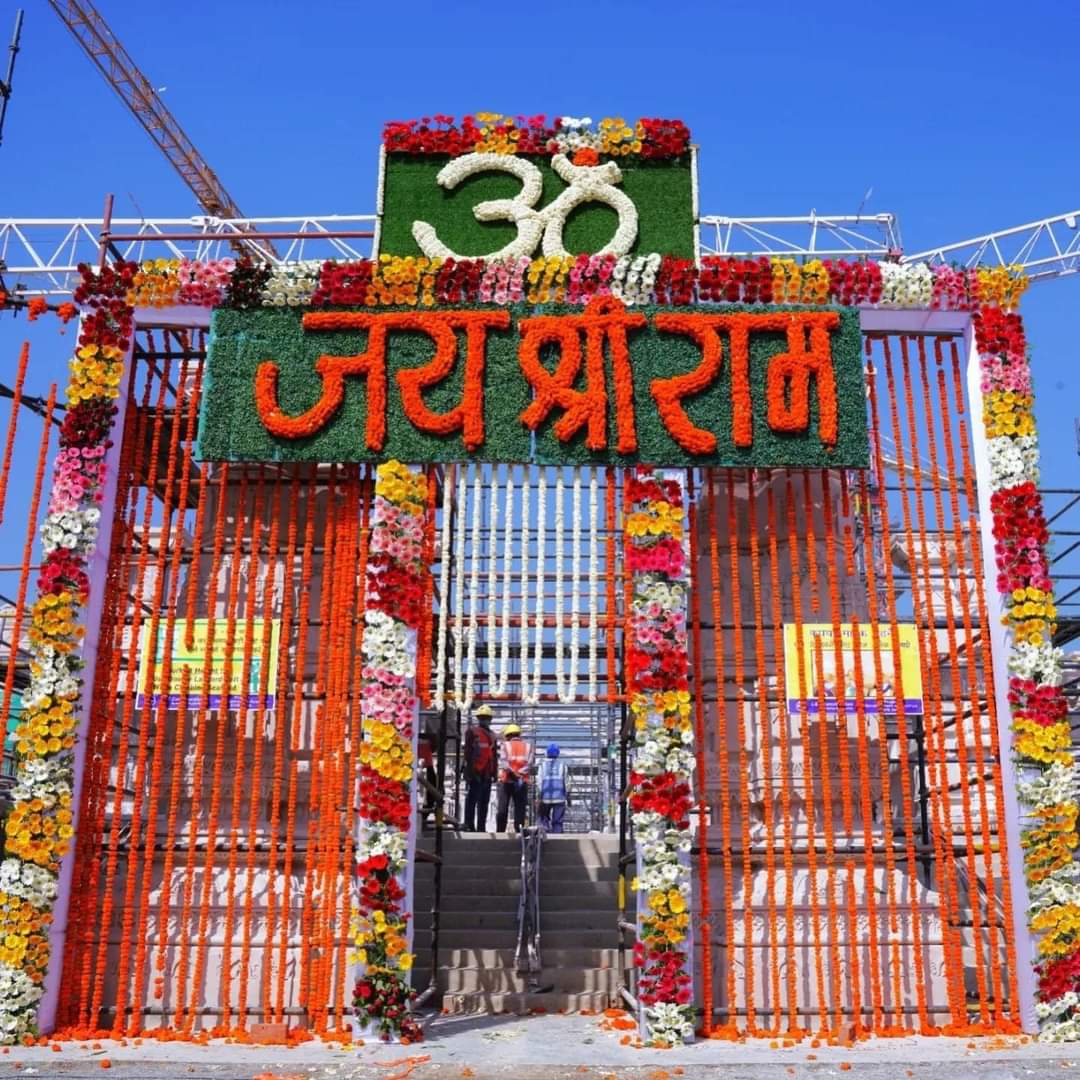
<box><xmin>6</xmin><ymin>1013</ymin><xmax>1079</xmax><ymax>1080</ymax></box>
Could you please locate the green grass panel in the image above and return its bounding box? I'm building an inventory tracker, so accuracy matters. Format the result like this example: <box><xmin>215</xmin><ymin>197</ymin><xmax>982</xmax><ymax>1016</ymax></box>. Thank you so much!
<box><xmin>378</xmin><ymin>154</ymin><xmax>695</xmax><ymax>259</ymax></box>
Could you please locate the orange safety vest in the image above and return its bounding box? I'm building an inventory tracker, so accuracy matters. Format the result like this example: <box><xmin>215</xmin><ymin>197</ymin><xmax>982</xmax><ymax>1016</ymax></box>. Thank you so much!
<box><xmin>502</xmin><ymin>738</ymin><xmax>530</xmax><ymax>783</ymax></box>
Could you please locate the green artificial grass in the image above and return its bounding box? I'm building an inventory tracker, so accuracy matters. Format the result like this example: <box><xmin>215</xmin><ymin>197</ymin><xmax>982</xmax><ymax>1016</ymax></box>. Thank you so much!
<box><xmin>198</xmin><ymin>305</ymin><xmax>868</xmax><ymax>469</ymax></box>
<box><xmin>378</xmin><ymin>154</ymin><xmax>695</xmax><ymax>259</ymax></box>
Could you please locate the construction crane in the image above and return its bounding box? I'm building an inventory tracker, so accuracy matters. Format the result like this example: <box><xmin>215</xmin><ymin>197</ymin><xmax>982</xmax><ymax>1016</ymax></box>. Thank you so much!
<box><xmin>0</xmin><ymin>9</ymin><xmax>23</xmax><ymax>148</ymax></box>
<box><xmin>46</xmin><ymin>0</ymin><xmax>276</xmax><ymax>259</ymax></box>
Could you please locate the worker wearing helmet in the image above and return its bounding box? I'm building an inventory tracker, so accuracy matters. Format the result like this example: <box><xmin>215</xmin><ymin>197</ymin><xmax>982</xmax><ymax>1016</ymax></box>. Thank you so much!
<box><xmin>463</xmin><ymin>704</ymin><xmax>498</xmax><ymax>832</ymax></box>
<box><xmin>495</xmin><ymin>722</ymin><xmax>533</xmax><ymax>835</ymax></box>
<box><xmin>538</xmin><ymin>743</ymin><xmax>571</xmax><ymax>833</ymax></box>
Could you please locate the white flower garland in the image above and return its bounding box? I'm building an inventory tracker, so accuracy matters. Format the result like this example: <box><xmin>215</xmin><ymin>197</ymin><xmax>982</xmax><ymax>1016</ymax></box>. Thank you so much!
<box><xmin>612</xmin><ymin>253</ymin><xmax>662</xmax><ymax>306</ymax></box>
<box><xmin>567</xmin><ymin>468</ymin><xmax>582</xmax><ymax>703</ymax></box>
<box><xmin>451</xmin><ymin>463</ymin><xmax>468</xmax><ymax>705</ymax></box>
<box><xmin>527</xmin><ymin>469</ymin><xmax>547</xmax><ymax>705</ymax></box>
<box><xmin>554</xmin><ymin>470</ymin><xmax>566</xmax><ymax>700</ymax></box>
<box><xmin>879</xmin><ymin>262</ymin><xmax>934</xmax><ymax>307</ymax></box>
<box><xmin>987</xmin><ymin>434</ymin><xmax>1040</xmax><ymax>491</ymax></box>
<box><xmin>462</xmin><ymin>464</ymin><xmax>484</xmax><ymax>711</ymax></box>
<box><xmin>432</xmin><ymin>464</ymin><xmax>454</xmax><ymax>710</ymax></box>
<box><xmin>486</xmin><ymin>466</ymin><xmax>515</xmax><ymax>695</ymax></box>
<box><xmin>518</xmin><ymin>467</ymin><xmax>532</xmax><ymax>702</ymax></box>
<box><xmin>259</xmin><ymin>260</ymin><xmax>321</xmax><ymax>307</ymax></box>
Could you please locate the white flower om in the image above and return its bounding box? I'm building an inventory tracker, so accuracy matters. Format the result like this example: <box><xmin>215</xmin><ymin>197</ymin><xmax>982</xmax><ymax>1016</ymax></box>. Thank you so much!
<box><xmin>411</xmin><ymin>152</ymin><xmax>639</xmax><ymax>261</ymax></box>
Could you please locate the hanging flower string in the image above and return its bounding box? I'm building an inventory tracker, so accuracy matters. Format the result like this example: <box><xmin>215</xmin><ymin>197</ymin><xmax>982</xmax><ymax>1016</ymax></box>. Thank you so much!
<box><xmin>351</xmin><ymin>461</ymin><xmax>427</xmax><ymax>1044</ymax></box>
<box><xmin>624</xmin><ymin>468</ymin><xmax>696</xmax><ymax>1047</ymax></box>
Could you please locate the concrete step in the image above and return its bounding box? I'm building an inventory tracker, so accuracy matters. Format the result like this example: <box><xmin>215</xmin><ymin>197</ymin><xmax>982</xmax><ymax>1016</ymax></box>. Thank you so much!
<box><xmin>412</xmin><ymin>928</ymin><xmax>619</xmax><ymax>950</ymax></box>
<box><xmin>421</xmin><ymin>909</ymin><xmax>617</xmax><ymax>932</ymax></box>
<box><xmin>419</xmin><ymin>867</ymin><xmax>619</xmax><ymax>892</ymax></box>
<box><xmin>441</xmin><ymin>990</ymin><xmax>615</xmax><ymax>1015</ymax></box>
<box><xmin>412</xmin><ymin>881</ymin><xmax>617</xmax><ymax>907</ymax></box>
<box><xmin>436</xmin><ymin>966</ymin><xmax>621</xmax><ymax>994</ymax></box>
<box><xmin>408</xmin><ymin>946</ymin><xmax>622</xmax><ymax>968</ymax></box>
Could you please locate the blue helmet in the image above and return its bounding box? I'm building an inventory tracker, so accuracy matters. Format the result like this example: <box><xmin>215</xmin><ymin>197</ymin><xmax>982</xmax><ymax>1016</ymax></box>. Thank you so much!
<box><xmin>546</xmin><ymin>743</ymin><xmax>560</xmax><ymax>758</ymax></box>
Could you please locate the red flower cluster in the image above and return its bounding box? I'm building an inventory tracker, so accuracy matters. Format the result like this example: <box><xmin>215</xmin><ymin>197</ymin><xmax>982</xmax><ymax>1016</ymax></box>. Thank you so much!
<box><xmin>310</xmin><ymin>260</ymin><xmax>374</xmax><ymax>307</ymax></box>
<box><xmin>991</xmin><ymin>482</ymin><xmax>1052</xmax><ymax>592</ymax></box>
<box><xmin>1008</xmin><ymin>677</ymin><xmax>1068</xmax><ymax>728</ymax></box>
<box><xmin>698</xmin><ymin>257</ymin><xmax>775</xmax><ymax>303</ymax></box>
<box><xmin>625</xmin><ymin>537</ymin><xmax>685</xmax><ymax>576</ymax></box>
<box><xmin>636</xmin><ymin>947</ymin><xmax>693</xmax><ymax>1007</ymax></box>
<box><xmin>384</xmin><ymin>115</ymin><xmax>486</xmax><ymax>156</ymax></box>
<box><xmin>629</xmin><ymin>771</ymin><xmax>693</xmax><ymax>829</ymax></box>
<box><xmin>37</xmin><ymin>550</ymin><xmax>90</xmax><ymax>601</ymax></box>
<box><xmin>60</xmin><ymin>399</ymin><xmax>117</xmax><ymax>450</ymax></box>
<box><xmin>358</xmin><ymin>765</ymin><xmax>411</xmax><ymax>829</ymax></box>
<box><xmin>637</xmin><ymin>118</ymin><xmax>691</xmax><ymax>159</ymax></box>
<box><xmin>366</xmin><ymin>553</ymin><xmax>425</xmax><ymax>629</ymax></box>
<box><xmin>1036</xmin><ymin>950</ymin><xmax>1080</xmax><ymax>1002</ymax></box>
<box><xmin>825</xmin><ymin>259</ymin><xmax>883</xmax><ymax>306</ymax></box>
<box><xmin>355</xmin><ymin>855</ymin><xmax>408</xmax><ymax>917</ymax></box>
<box><xmin>626</xmin><ymin>471</ymin><xmax>682</xmax><ymax>505</ymax></box>
<box><xmin>434</xmin><ymin>258</ymin><xmax>485</xmax><ymax>305</ymax></box>
<box><xmin>975</xmin><ymin>306</ymin><xmax>1027</xmax><ymax>361</ymax></box>
<box><xmin>74</xmin><ymin>278</ymin><xmax>133</xmax><ymax>359</ymax></box>
<box><xmin>354</xmin><ymin>970</ymin><xmax>422</xmax><ymax>1042</ymax></box>
<box><xmin>627</xmin><ymin>642</ymin><xmax>689</xmax><ymax>692</ymax></box>
<box><xmin>655</xmin><ymin>257</ymin><xmax>696</xmax><ymax>305</ymax></box>
<box><xmin>73</xmin><ymin>260</ymin><xmax>138</xmax><ymax>304</ymax></box>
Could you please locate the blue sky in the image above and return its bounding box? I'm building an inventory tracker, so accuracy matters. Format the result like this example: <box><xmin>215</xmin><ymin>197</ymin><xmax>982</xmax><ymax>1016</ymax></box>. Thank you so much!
<box><xmin>0</xmin><ymin>0</ymin><xmax>1078</xmax><ymax>571</ymax></box>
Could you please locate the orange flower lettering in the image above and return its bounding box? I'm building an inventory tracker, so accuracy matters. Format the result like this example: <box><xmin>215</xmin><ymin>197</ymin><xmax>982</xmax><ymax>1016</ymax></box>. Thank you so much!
<box><xmin>518</xmin><ymin>296</ymin><xmax>645</xmax><ymax>452</ymax></box>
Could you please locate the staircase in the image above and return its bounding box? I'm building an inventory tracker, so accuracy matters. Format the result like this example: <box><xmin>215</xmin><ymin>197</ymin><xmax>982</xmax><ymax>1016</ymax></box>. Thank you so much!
<box><xmin>411</xmin><ymin>832</ymin><xmax>622</xmax><ymax>1014</ymax></box>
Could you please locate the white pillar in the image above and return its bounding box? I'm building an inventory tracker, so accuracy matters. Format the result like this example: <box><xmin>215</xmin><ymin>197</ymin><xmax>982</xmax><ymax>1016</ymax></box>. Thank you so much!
<box><xmin>965</xmin><ymin>325</ymin><xmax>1040</xmax><ymax>1034</ymax></box>
<box><xmin>37</xmin><ymin>328</ymin><xmax>134</xmax><ymax>1033</ymax></box>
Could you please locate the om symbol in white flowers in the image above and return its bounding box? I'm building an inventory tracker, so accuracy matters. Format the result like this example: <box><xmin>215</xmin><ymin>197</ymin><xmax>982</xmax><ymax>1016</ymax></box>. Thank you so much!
<box><xmin>411</xmin><ymin>152</ymin><xmax>639</xmax><ymax>261</ymax></box>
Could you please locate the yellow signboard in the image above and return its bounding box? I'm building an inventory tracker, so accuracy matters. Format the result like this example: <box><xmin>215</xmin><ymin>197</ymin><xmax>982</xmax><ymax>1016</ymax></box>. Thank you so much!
<box><xmin>782</xmin><ymin>623</ymin><xmax>922</xmax><ymax>716</ymax></box>
<box><xmin>136</xmin><ymin>618</ymin><xmax>281</xmax><ymax>709</ymax></box>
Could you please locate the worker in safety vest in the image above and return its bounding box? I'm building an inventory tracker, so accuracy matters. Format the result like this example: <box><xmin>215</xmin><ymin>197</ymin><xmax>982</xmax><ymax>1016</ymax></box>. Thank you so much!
<box><xmin>495</xmin><ymin>723</ymin><xmax>532</xmax><ymax>835</ymax></box>
<box><xmin>538</xmin><ymin>743</ymin><xmax>571</xmax><ymax>833</ymax></box>
<box><xmin>463</xmin><ymin>704</ymin><xmax>498</xmax><ymax>832</ymax></box>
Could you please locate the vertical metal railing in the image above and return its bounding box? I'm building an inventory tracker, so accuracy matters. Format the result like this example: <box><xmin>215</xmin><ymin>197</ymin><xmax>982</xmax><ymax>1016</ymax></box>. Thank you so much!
<box><xmin>514</xmin><ymin>826</ymin><xmax>544</xmax><ymax>983</ymax></box>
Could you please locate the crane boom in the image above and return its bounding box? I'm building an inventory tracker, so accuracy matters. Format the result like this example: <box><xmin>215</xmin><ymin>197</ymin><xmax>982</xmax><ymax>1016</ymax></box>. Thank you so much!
<box><xmin>902</xmin><ymin>210</ymin><xmax>1080</xmax><ymax>282</ymax></box>
<box><xmin>47</xmin><ymin>0</ymin><xmax>276</xmax><ymax>258</ymax></box>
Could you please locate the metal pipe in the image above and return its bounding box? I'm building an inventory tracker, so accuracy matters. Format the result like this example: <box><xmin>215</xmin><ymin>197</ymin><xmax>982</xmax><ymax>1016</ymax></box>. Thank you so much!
<box><xmin>104</xmin><ymin>229</ymin><xmax>375</xmax><ymax>243</ymax></box>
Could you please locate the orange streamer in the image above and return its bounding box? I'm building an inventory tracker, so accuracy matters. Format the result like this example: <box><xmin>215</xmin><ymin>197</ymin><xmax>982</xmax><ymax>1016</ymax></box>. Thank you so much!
<box><xmin>0</xmin><ymin>340</ymin><xmax>29</xmax><ymax>523</ymax></box>
<box><xmin>686</xmin><ymin>476</ymin><xmax>713</xmax><ymax>1034</ymax></box>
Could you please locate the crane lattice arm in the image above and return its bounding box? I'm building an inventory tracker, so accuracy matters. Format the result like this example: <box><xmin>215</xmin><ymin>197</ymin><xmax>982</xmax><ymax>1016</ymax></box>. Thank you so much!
<box><xmin>46</xmin><ymin>0</ymin><xmax>275</xmax><ymax>258</ymax></box>
<box><xmin>902</xmin><ymin>210</ymin><xmax>1080</xmax><ymax>282</ymax></box>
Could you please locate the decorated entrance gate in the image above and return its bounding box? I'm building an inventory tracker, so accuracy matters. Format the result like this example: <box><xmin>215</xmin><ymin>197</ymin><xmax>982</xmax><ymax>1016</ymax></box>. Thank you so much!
<box><xmin>0</xmin><ymin>114</ymin><xmax>1070</xmax><ymax>1048</ymax></box>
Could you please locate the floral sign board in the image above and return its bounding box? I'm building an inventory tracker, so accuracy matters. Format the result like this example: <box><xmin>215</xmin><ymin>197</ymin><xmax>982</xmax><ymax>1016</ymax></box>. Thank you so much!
<box><xmin>376</xmin><ymin>114</ymin><xmax>695</xmax><ymax>260</ymax></box>
<box><xmin>197</xmin><ymin>302</ymin><xmax>868</xmax><ymax>468</ymax></box>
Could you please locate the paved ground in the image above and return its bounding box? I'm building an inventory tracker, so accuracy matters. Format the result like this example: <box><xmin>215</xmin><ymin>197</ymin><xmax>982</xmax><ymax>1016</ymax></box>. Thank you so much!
<box><xmin>5</xmin><ymin>1012</ymin><xmax>1077</xmax><ymax>1079</ymax></box>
